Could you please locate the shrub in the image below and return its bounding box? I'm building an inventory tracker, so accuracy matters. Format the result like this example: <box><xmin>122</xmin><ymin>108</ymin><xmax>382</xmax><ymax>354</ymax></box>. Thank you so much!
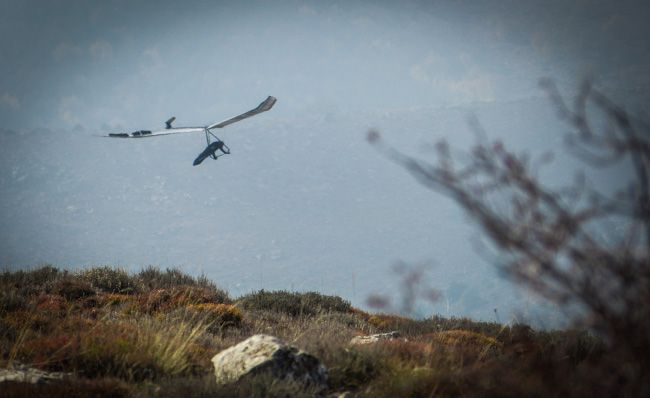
<box><xmin>326</xmin><ymin>344</ymin><xmax>387</xmax><ymax>392</ymax></box>
<box><xmin>327</xmin><ymin>340</ymin><xmax>453</xmax><ymax>396</ymax></box>
<box><xmin>364</xmin><ymin>313</ymin><xmax>490</xmax><ymax>339</ymax></box>
<box><xmin>0</xmin><ymin>309</ymin><xmax>53</xmax><ymax>339</ymax></box>
<box><xmin>0</xmin><ymin>265</ymin><xmax>66</xmax><ymax>295</ymax></box>
<box><xmin>187</xmin><ymin>303</ymin><xmax>244</xmax><ymax>331</ymax></box>
<box><xmin>125</xmin><ymin>285</ymin><xmax>229</xmax><ymax>316</ymax></box>
<box><xmin>53</xmin><ymin>279</ymin><xmax>96</xmax><ymax>301</ymax></box>
<box><xmin>366</xmin><ymin>313</ymin><xmax>412</xmax><ymax>331</ymax></box>
<box><xmin>25</xmin><ymin>265</ymin><xmax>65</xmax><ymax>287</ymax></box>
<box><xmin>30</xmin><ymin>294</ymin><xmax>68</xmax><ymax>314</ymax></box>
<box><xmin>422</xmin><ymin>330</ymin><xmax>503</xmax><ymax>354</ymax></box>
<box><xmin>77</xmin><ymin>266</ymin><xmax>135</xmax><ymax>294</ymax></box>
<box><xmin>236</xmin><ymin>290</ymin><xmax>352</xmax><ymax>317</ymax></box>
<box><xmin>98</xmin><ymin>293</ymin><xmax>132</xmax><ymax>308</ymax></box>
<box><xmin>136</xmin><ymin>266</ymin><xmax>231</xmax><ymax>302</ymax></box>
<box><xmin>137</xmin><ymin>266</ymin><xmax>193</xmax><ymax>289</ymax></box>
<box><xmin>137</xmin><ymin>266</ymin><xmax>193</xmax><ymax>288</ymax></box>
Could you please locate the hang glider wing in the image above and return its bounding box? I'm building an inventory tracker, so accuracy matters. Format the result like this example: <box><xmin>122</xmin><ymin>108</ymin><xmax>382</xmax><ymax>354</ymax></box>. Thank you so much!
<box><xmin>207</xmin><ymin>96</ymin><xmax>277</xmax><ymax>130</ymax></box>
<box><xmin>106</xmin><ymin>127</ymin><xmax>205</xmax><ymax>138</ymax></box>
<box><xmin>104</xmin><ymin>96</ymin><xmax>276</xmax><ymax>139</ymax></box>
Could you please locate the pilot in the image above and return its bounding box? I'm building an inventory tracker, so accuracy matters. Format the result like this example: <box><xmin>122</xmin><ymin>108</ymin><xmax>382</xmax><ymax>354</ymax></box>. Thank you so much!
<box><xmin>193</xmin><ymin>140</ymin><xmax>230</xmax><ymax>166</ymax></box>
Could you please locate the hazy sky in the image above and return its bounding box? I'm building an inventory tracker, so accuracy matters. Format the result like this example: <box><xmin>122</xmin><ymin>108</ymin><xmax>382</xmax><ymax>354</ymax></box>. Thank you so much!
<box><xmin>1</xmin><ymin>0</ymin><xmax>649</xmax><ymax>327</ymax></box>
<box><xmin>2</xmin><ymin>0</ymin><xmax>649</xmax><ymax>131</ymax></box>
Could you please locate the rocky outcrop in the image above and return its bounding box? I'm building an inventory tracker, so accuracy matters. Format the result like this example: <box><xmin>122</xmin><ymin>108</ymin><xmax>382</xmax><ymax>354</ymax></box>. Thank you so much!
<box><xmin>349</xmin><ymin>331</ymin><xmax>405</xmax><ymax>345</ymax></box>
<box><xmin>0</xmin><ymin>361</ymin><xmax>71</xmax><ymax>385</ymax></box>
<box><xmin>212</xmin><ymin>334</ymin><xmax>328</xmax><ymax>395</ymax></box>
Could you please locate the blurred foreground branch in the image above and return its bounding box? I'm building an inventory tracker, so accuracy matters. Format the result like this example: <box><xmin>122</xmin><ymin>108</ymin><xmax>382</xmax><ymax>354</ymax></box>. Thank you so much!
<box><xmin>368</xmin><ymin>80</ymin><xmax>650</xmax><ymax>371</ymax></box>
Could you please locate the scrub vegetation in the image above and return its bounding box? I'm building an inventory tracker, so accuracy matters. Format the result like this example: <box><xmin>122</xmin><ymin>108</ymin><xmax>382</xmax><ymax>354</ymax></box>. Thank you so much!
<box><xmin>0</xmin><ymin>264</ymin><xmax>636</xmax><ymax>397</ymax></box>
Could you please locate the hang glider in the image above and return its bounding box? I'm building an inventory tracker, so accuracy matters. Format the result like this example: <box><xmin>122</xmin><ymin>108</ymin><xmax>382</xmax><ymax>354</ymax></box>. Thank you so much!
<box><xmin>104</xmin><ymin>96</ymin><xmax>277</xmax><ymax>165</ymax></box>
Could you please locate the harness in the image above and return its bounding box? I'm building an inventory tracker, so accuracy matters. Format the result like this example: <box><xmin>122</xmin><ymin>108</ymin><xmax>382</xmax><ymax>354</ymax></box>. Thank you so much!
<box><xmin>204</xmin><ymin>128</ymin><xmax>230</xmax><ymax>159</ymax></box>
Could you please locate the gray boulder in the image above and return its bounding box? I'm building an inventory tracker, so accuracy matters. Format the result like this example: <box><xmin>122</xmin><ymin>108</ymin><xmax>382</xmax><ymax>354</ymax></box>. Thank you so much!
<box><xmin>212</xmin><ymin>334</ymin><xmax>328</xmax><ymax>394</ymax></box>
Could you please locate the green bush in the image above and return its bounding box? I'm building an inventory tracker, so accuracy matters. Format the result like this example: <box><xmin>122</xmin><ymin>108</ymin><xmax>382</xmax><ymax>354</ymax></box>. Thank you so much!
<box><xmin>136</xmin><ymin>266</ymin><xmax>197</xmax><ymax>289</ymax></box>
<box><xmin>0</xmin><ymin>265</ymin><xmax>66</xmax><ymax>295</ymax></box>
<box><xmin>25</xmin><ymin>265</ymin><xmax>64</xmax><ymax>287</ymax></box>
<box><xmin>135</xmin><ymin>266</ymin><xmax>231</xmax><ymax>302</ymax></box>
<box><xmin>137</xmin><ymin>266</ymin><xmax>196</xmax><ymax>289</ymax></box>
<box><xmin>77</xmin><ymin>266</ymin><xmax>135</xmax><ymax>294</ymax></box>
<box><xmin>236</xmin><ymin>290</ymin><xmax>352</xmax><ymax>317</ymax></box>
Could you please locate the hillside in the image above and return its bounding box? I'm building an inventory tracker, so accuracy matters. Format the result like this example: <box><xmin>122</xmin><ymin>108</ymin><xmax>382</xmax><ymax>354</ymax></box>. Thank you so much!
<box><xmin>2</xmin><ymin>265</ymin><xmax>635</xmax><ymax>397</ymax></box>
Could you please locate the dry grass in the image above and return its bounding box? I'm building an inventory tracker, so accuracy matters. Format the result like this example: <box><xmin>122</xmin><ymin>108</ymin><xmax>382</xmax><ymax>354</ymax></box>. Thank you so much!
<box><xmin>0</xmin><ymin>265</ymin><xmax>642</xmax><ymax>397</ymax></box>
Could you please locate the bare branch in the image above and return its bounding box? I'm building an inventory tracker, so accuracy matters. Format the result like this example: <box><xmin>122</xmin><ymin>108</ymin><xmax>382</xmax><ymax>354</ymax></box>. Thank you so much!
<box><xmin>369</xmin><ymin>80</ymin><xmax>650</xmax><ymax>368</ymax></box>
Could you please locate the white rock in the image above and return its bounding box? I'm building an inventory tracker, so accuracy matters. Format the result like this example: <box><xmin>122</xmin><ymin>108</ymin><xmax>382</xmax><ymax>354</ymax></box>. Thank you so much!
<box><xmin>0</xmin><ymin>361</ymin><xmax>71</xmax><ymax>385</ymax></box>
<box><xmin>212</xmin><ymin>334</ymin><xmax>328</xmax><ymax>394</ymax></box>
<box><xmin>349</xmin><ymin>331</ymin><xmax>406</xmax><ymax>345</ymax></box>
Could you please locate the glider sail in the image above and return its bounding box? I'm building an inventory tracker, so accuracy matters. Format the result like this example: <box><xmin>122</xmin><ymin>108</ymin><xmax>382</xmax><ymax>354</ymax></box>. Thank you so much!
<box><xmin>207</xmin><ymin>96</ymin><xmax>277</xmax><ymax>130</ymax></box>
<box><xmin>104</xmin><ymin>96</ymin><xmax>276</xmax><ymax>139</ymax></box>
<box><xmin>108</xmin><ymin>127</ymin><xmax>204</xmax><ymax>138</ymax></box>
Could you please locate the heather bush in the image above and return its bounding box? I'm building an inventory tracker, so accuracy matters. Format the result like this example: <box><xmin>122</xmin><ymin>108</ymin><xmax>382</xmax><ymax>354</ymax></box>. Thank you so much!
<box><xmin>421</xmin><ymin>330</ymin><xmax>503</xmax><ymax>358</ymax></box>
<box><xmin>327</xmin><ymin>339</ymin><xmax>460</xmax><ymax>396</ymax></box>
<box><xmin>366</xmin><ymin>313</ymin><xmax>415</xmax><ymax>332</ymax></box>
<box><xmin>0</xmin><ymin>309</ymin><xmax>53</xmax><ymax>341</ymax></box>
<box><xmin>236</xmin><ymin>290</ymin><xmax>352</xmax><ymax>317</ymax></box>
<box><xmin>136</xmin><ymin>266</ymin><xmax>224</xmax><ymax>294</ymax></box>
<box><xmin>0</xmin><ymin>265</ymin><xmax>66</xmax><ymax>295</ymax></box>
<box><xmin>53</xmin><ymin>279</ymin><xmax>96</xmax><ymax>301</ymax></box>
<box><xmin>187</xmin><ymin>303</ymin><xmax>244</xmax><ymax>332</ymax></box>
<box><xmin>98</xmin><ymin>293</ymin><xmax>133</xmax><ymax>308</ymax></box>
<box><xmin>23</xmin><ymin>265</ymin><xmax>64</xmax><ymax>287</ymax></box>
<box><xmin>77</xmin><ymin>265</ymin><xmax>136</xmax><ymax>294</ymax></box>
<box><xmin>125</xmin><ymin>285</ymin><xmax>230</xmax><ymax>316</ymax></box>
<box><xmin>364</xmin><ymin>313</ymin><xmax>480</xmax><ymax>339</ymax></box>
<box><xmin>317</xmin><ymin>311</ymin><xmax>370</xmax><ymax>332</ymax></box>
<box><xmin>30</xmin><ymin>294</ymin><xmax>68</xmax><ymax>315</ymax></box>
<box><xmin>136</xmin><ymin>266</ymin><xmax>233</xmax><ymax>304</ymax></box>
<box><xmin>326</xmin><ymin>344</ymin><xmax>387</xmax><ymax>392</ymax></box>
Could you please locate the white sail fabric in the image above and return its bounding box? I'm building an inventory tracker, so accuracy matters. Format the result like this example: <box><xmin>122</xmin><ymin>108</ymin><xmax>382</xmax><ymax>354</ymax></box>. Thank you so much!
<box><xmin>105</xmin><ymin>96</ymin><xmax>276</xmax><ymax>138</ymax></box>
<box><xmin>207</xmin><ymin>96</ymin><xmax>277</xmax><ymax>130</ymax></box>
